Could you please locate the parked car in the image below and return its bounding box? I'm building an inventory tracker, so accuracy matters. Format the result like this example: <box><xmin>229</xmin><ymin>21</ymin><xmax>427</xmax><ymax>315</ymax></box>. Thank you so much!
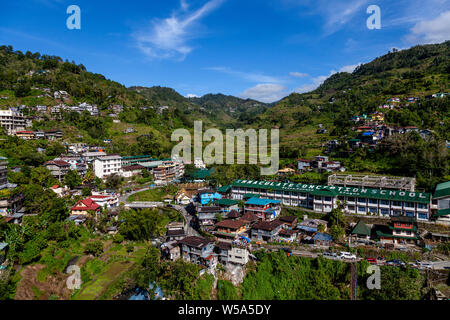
<box><xmin>418</xmin><ymin>261</ymin><xmax>433</xmax><ymax>270</ymax></box>
<box><xmin>322</xmin><ymin>251</ymin><xmax>338</xmax><ymax>259</ymax></box>
<box><xmin>386</xmin><ymin>259</ymin><xmax>406</xmax><ymax>267</ymax></box>
<box><xmin>339</xmin><ymin>252</ymin><xmax>357</xmax><ymax>260</ymax></box>
<box><xmin>366</xmin><ymin>257</ymin><xmax>377</xmax><ymax>264</ymax></box>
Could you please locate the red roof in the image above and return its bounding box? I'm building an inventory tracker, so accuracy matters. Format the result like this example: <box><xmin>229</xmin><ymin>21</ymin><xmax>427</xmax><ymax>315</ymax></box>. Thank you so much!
<box><xmin>45</xmin><ymin>160</ymin><xmax>70</xmax><ymax>167</ymax></box>
<box><xmin>89</xmin><ymin>195</ymin><xmax>110</xmax><ymax>199</ymax></box>
<box><xmin>297</xmin><ymin>158</ymin><xmax>311</xmax><ymax>162</ymax></box>
<box><xmin>16</xmin><ymin>131</ymin><xmax>34</xmax><ymax>134</ymax></box>
<box><xmin>71</xmin><ymin>198</ymin><xmax>100</xmax><ymax>211</ymax></box>
<box><xmin>52</xmin><ymin>185</ymin><xmax>60</xmax><ymax>189</ymax></box>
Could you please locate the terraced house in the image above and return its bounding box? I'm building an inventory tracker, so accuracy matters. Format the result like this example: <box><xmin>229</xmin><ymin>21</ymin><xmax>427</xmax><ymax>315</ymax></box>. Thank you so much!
<box><xmin>231</xmin><ymin>180</ymin><xmax>432</xmax><ymax>221</ymax></box>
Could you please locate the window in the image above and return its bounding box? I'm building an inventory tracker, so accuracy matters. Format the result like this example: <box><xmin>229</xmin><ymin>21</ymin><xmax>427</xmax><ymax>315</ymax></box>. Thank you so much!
<box><xmin>418</xmin><ymin>213</ymin><xmax>428</xmax><ymax>220</ymax></box>
<box><xmin>358</xmin><ymin>206</ymin><xmax>366</xmax><ymax>213</ymax></box>
<box><xmin>358</xmin><ymin>198</ymin><xmax>366</xmax><ymax>203</ymax></box>
<box><xmin>347</xmin><ymin>197</ymin><xmax>355</xmax><ymax>202</ymax></box>
<box><xmin>405</xmin><ymin>202</ymin><xmax>414</xmax><ymax>208</ymax></box>
<box><xmin>369</xmin><ymin>199</ymin><xmax>378</xmax><ymax>204</ymax></box>
<box><xmin>324</xmin><ymin>197</ymin><xmax>332</xmax><ymax>202</ymax></box>
<box><xmin>380</xmin><ymin>200</ymin><xmax>389</xmax><ymax>205</ymax></box>
<box><xmin>392</xmin><ymin>201</ymin><xmax>402</xmax><ymax>207</ymax></box>
<box><xmin>405</xmin><ymin>211</ymin><xmax>415</xmax><ymax>217</ymax></box>
<box><xmin>418</xmin><ymin>203</ymin><xmax>428</xmax><ymax>209</ymax></box>
<box><xmin>381</xmin><ymin>208</ymin><xmax>389</xmax><ymax>215</ymax></box>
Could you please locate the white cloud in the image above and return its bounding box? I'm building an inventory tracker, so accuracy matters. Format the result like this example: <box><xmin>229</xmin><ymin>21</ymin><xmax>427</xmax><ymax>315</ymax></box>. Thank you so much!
<box><xmin>240</xmin><ymin>84</ymin><xmax>288</xmax><ymax>103</ymax></box>
<box><xmin>207</xmin><ymin>66</ymin><xmax>283</xmax><ymax>83</ymax></box>
<box><xmin>339</xmin><ymin>63</ymin><xmax>361</xmax><ymax>73</ymax></box>
<box><xmin>289</xmin><ymin>71</ymin><xmax>309</xmax><ymax>78</ymax></box>
<box><xmin>294</xmin><ymin>62</ymin><xmax>361</xmax><ymax>93</ymax></box>
<box><xmin>135</xmin><ymin>0</ymin><xmax>224</xmax><ymax>60</ymax></box>
<box><xmin>186</xmin><ymin>93</ymin><xmax>200</xmax><ymax>98</ymax></box>
<box><xmin>407</xmin><ymin>10</ymin><xmax>450</xmax><ymax>44</ymax></box>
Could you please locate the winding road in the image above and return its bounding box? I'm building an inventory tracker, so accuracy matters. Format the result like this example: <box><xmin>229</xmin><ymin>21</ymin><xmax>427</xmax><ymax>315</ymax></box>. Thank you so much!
<box><xmin>120</xmin><ymin>186</ymin><xmax>199</xmax><ymax>237</ymax></box>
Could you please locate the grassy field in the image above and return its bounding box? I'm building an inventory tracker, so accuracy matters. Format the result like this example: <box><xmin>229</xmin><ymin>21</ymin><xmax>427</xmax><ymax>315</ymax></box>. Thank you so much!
<box><xmin>127</xmin><ymin>185</ymin><xmax>178</xmax><ymax>202</ymax></box>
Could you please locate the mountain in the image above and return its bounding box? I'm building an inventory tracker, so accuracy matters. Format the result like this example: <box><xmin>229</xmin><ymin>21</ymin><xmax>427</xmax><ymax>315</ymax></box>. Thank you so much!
<box><xmin>188</xmin><ymin>93</ymin><xmax>271</xmax><ymax>127</ymax></box>
<box><xmin>256</xmin><ymin>41</ymin><xmax>450</xmax><ymax>139</ymax></box>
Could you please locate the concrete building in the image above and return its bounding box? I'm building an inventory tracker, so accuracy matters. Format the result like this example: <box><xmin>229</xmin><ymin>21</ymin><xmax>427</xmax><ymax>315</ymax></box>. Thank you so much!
<box><xmin>231</xmin><ymin>179</ymin><xmax>431</xmax><ymax>220</ymax></box>
<box><xmin>93</xmin><ymin>155</ymin><xmax>122</xmax><ymax>179</ymax></box>
<box><xmin>0</xmin><ymin>157</ymin><xmax>8</xmax><ymax>190</ymax></box>
<box><xmin>178</xmin><ymin>236</ymin><xmax>217</xmax><ymax>270</ymax></box>
<box><xmin>0</xmin><ymin>109</ymin><xmax>26</xmax><ymax>135</ymax></box>
<box><xmin>44</xmin><ymin>160</ymin><xmax>70</xmax><ymax>181</ymax></box>
<box><xmin>432</xmin><ymin>181</ymin><xmax>450</xmax><ymax>224</ymax></box>
<box><xmin>152</xmin><ymin>160</ymin><xmax>184</xmax><ymax>183</ymax></box>
<box><xmin>82</xmin><ymin>151</ymin><xmax>107</xmax><ymax>164</ymax></box>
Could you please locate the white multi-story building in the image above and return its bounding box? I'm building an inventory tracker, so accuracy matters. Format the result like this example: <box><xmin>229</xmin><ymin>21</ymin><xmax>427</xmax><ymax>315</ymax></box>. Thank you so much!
<box><xmin>93</xmin><ymin>155</ymin><xmax>122</xmax><ymax>179</ymax></box>
<box><xmin>0</xmin><ymin>109</ymin><xmax>26</xmax><ymax>135</ymax></box>
<box><xmin>0</xmin><ymin>157</ymin><xmax>8</xmax><ymax>190</ymax></box>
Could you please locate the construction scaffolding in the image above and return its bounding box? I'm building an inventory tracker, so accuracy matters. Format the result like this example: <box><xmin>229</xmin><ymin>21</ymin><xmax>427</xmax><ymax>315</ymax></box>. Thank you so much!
<box><xmin>328</xmin><ymin>174</ymin><xmax>416</xmax><ymax>191</ymax></box>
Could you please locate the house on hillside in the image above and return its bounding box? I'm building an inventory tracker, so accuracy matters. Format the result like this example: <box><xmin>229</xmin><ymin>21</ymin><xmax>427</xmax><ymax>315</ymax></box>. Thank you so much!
<box><xmin>351</xmin><ymin>220</ymin><xmax>372</xmax><ymax>241</ymax></box>
<box><xmin>70</xmin><ymin>198</ymin><xmax>101</xmax><ymax>216</ymax></box>
<box><xmin>250</xmin><ymin>220</ymin><xmax>284</xmax><ymax>242</ymax></box>
<box><xmin>44</xmin><ymin>160</ymin><xmax>70</xmax><ymax>181</ymax></box>
<box><xmin>244</xmin><ymin>198</ymin><xmax>281</xmax><ymax>221</ymax></box>
<box><xmin>214</xmin><ymin>219</ymin><xmax>249</xmax><ymax>242</ymax></box>
<box><xmin>178</xmin><ymin>236</ymin><xmax>217</xmax><ymax>270</ymax></box>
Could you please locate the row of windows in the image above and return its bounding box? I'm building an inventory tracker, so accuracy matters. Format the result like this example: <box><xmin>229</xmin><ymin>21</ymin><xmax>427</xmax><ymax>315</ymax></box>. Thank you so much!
<box><xmin>235</xmin><ymin>189</ymin><xmax>428</xmax><ymax>209</ymax></box>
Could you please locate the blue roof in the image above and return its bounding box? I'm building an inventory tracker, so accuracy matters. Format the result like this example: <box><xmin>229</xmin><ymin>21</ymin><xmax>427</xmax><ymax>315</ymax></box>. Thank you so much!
<box><xmin>313</xmin><ymin>233</ymin><xmax>333</xmax><ymax>241</ymax></box>
<box><xmin>245</xmin><ymin>197</ymin><xmax>281</xmax><ymax>206</ymax></box>
<box><xmin>297</xmin><ymin>225</ymin><xmax>317</xmax><ymax>233</ymax></box>
<box><xmin>0</xmin><ymin>242</ymin><xmax>8</xmax><ymax>250</ymax></box>
<box><xmin>362</xmin><ymin>131</ymin><xmax>374</xmax><ymax>136</ymax></box>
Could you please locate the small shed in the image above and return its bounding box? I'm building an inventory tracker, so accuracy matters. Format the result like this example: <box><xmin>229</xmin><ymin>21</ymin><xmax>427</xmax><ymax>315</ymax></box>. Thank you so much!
<box><xmin>351</xmin><ymin>220</ymin><xmax>371</xmax><ymax>240</ymax></box>
<box><xmin>313</xmin><ymin>233</ymin><xmax>333</xmax><ymax>246</ymax></box>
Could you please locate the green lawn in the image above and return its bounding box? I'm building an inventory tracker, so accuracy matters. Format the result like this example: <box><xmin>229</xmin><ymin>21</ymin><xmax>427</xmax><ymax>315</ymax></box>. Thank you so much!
<box><xmin>127</xmin><ymin>185</ymin><xmax>178</xmax><ymax>202</ymax></box>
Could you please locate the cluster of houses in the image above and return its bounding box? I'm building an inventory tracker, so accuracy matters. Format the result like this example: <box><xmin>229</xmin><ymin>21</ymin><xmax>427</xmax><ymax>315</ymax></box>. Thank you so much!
<box><xmin>297</xmin><ymin>155</ymin><xmax>346</xmax><ymax>173</ymax></box>
<box><xmin>42</xmin><ymin>150</ymin><xmax>185</xmax><ymax>187</ymax></box>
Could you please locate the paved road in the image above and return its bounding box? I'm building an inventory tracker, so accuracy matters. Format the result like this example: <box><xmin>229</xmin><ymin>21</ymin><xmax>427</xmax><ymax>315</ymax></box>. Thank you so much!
<box><xmin>119</xmin><ymin>186</ymin><xmax>152</xmax><ymax>204</ymax></box>
<box><xmin>172</xmin><ymin>204</ymin><xmax>199</xmax><ymax>237</ymax></box>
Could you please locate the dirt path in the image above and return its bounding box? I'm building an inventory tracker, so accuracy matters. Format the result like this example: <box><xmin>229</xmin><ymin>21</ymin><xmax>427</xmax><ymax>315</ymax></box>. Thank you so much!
<box><xmin>15</xmin><ymin>264</ymin><xmax>72</xmax><ymax>300</ymax></box>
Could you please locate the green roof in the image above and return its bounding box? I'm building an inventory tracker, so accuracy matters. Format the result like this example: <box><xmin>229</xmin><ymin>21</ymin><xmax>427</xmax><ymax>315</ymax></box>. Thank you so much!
<box><xmin>351</xmin><ymin>220</ymin><xmax>371</xmax><ymax>236</ymax></box>
<box><xmin>217</xmin><ymin>185</ymin><xmax>231</xmax><ymax>193</ymax></box>
<box><xmin>244</xmin><ymin>193</ymin><xmax>260</xmax><ymax>199</ymax></box>
<box><xmin>191</xmin><ymin>169</ymin><xmax>214</xmax><ymax>179</ymax></box>
<box><xmin>434</xmin><ymin>208</ymin><xmax>450</xmax><ymax>217</ymax></box>
<box><xmin>433</xmin><ymin>181</ymin><xmax>450</xmax><ymax>199</ymax></box>
<box><xmin>214</xmin><ymin>199</ymin><xmax>239</xmax><ymax>206</ymax></box>
<box><xmin>232</xmin><ymin>180</ymin><xmax>431</xmax><ymax>204</ymax></box>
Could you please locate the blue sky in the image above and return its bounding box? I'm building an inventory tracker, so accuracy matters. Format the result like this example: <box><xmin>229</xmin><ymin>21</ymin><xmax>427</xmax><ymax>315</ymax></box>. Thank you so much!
<box><xmin>1</xmin><ymin>0</ymin><xmax>449</xmax><ymax>102</ymax></box>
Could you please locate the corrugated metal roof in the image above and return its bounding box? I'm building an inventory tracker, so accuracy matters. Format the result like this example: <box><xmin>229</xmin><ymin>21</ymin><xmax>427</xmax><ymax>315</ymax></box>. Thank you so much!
<box><xmin>245</xmin><ymin>197</ymin><xmax>281</xmax><ymax>206</ymax></box>
<box><xmin>434</xmin><ymin>181</ymin><xmax>450</xmax><ymax>199</ymax></box>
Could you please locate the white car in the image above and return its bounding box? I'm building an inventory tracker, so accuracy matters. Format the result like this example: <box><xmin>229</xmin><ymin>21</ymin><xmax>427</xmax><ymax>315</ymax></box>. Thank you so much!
<box><xmin>339</xmin><ymin>252</ymin><xmax>357</xmax><ymax>260</ymax></box>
